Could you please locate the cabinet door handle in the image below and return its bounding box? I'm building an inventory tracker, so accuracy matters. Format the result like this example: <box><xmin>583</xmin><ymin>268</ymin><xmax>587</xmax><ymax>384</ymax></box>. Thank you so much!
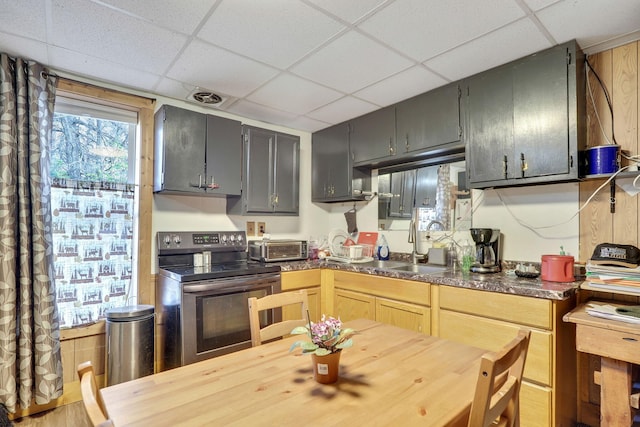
<box><xmin>520</xmin><ymin>153</ymin><xmax>528</xmax><ymax>178</ymax></box>
<box><xmin>208</xmin><ymin>176</ymin><xmax>220</xmax><ymax>190</ymax></box>
<box><xmin>502</xmin><ymin>156</ymin><xmax>508</xmax><ymax>179</ymax></box>
<box><xmin>389</xmin><ymin>137</ymin><xmax>395</xmax><ymax>155</ymax></box>
<box><xmin>405</xmin><ymin>135</ymin><xmax>410</xmax><ymax>152</ymax></box>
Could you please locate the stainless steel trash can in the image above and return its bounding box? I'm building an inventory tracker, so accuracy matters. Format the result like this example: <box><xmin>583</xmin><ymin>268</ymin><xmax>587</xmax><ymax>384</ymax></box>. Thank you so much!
<box><xmin>105</xmin><ymin>304</ymin><xmax>155</xmax><ymax>386</ymax></box>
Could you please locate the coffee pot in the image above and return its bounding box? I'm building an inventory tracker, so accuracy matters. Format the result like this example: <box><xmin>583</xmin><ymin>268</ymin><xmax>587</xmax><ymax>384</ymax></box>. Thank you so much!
<box><xmin>469</xmin><ymin>228</ymin><xmax>501</xmax><ymax>273</ymax></box>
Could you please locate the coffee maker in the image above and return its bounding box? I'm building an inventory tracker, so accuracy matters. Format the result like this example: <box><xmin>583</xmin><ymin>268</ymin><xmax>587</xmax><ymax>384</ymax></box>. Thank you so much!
<box><xmin>469</xmin><ymin>228</ymin><xmax>501</xmax><ymax>273</ymax></box>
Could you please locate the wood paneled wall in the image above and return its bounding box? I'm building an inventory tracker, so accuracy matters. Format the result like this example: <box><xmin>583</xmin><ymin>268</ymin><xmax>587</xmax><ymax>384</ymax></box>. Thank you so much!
<box><xmin>578</xmin><ymin>40</ymin><xmax>639</xmax><ymax>426</ymax></box>
<box><xmin>580</xmin><ymin>41</ymin><xmax>639</xmax><ymax>260</ymax></box>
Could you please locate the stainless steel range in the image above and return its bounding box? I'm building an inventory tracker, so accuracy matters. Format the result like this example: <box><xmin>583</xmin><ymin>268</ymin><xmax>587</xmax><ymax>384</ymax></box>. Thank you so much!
<box><xmin>156</xmin><ymin>231</ymin><xmax>281</xmax><ymax>371</ymax></box>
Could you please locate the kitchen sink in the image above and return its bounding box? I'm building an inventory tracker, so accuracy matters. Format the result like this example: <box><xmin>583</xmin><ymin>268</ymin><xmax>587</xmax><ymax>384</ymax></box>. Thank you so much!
<box><xmin>360</xmin><ymin>260</ymin><xmax>409</xmax><ymax>269</ymax></box>
<box><xmin>390</xmin><ymin>264</ymin><xmax>448</xmax><ymax>274</ymax></box>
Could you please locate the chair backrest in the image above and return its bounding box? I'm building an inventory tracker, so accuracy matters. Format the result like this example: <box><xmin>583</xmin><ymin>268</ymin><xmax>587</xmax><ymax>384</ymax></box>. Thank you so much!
<box><xmin>77</xmin><ymin>361</ymin><xmax>114</xmax><ymax>427</ymax></box>
<box><xmin>248</xmin><ymin>290</ymin><xmax>309</xmax><ymax>346</ymax></box>
<box><xmin>467</xmin><ymin>329</ymin><xmax>531</xmax><ymax>427</ymax></box>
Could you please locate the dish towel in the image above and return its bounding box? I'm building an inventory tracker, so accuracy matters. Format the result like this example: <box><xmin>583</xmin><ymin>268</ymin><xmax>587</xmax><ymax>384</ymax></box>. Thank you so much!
<box><xmin>344</xmin><ymin>208</ymin><xmax>357</xmax><ymax>235</ymax></box>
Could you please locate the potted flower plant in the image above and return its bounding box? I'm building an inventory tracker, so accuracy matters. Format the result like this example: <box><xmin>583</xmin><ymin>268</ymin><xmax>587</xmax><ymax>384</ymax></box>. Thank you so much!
<box><xmin>289</xmin><ymin>315</ymin><xmax>356</xmax><ymax>384</ymax></box>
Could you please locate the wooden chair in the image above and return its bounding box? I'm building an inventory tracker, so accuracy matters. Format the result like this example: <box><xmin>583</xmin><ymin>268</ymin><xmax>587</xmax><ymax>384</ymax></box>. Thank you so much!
<box><xmin>248</xmin><ymin>290</ymin><xmax>309</xmax><ymax>346</ymax></box>
<box><xmin>467</xmin><ymin>329</ymin><xmax>531</xmax><ymax>427</ymax></box>
<box><xmin>77</xmin><ymin>361</ymin><xmax>114</xmax><ymax>427</ymax></box>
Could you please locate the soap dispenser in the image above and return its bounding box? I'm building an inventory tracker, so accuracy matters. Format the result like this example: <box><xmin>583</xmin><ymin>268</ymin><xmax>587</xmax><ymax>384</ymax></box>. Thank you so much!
<box><xmin>377</xmin><ymin>234</ymin><xmax>390</xmax><ymax>261</ymax></box>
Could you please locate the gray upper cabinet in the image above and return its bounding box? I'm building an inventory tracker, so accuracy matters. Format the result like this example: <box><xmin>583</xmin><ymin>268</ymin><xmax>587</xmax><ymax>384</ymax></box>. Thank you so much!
<box><xmin>227</xmin><ymin>126</ymin><xmax>299</xmax><ymax>215</ymax></box>
<box><xmin>206</xmin><ymin>114</ymin><xmax>242</xmax><ymax>195</ymax></box>
<box><xmin>312</xmin><ymin>124</ymin><xmax>371</xmax><ymax>202</ymax></box>
<box><xmin>464</xmin><ymin>40</ymin><xmax>585</xmax><ymax>188</ymax></box>
<box><xmin>350</xmin><ymin>105</ymin><xmax>396</xmax><ymax>165</ymax></box>
<box><xmin>396</xmin><ymin>83</ymin><xmax>462</xmax><ymax>155</ymax></box>
<box><xmin>154</xmin><ymin>105</ymin><xmax>241</xmax><ymax>196</ymax></box>
<box><xmin>388</xmin><ymin>169</ymin><xmax>416</xmax><ymax>218</ymax></box>
<box><xmin>414</xmin><ymin>166</ymin><xmax>438</xmax><ymax>209</ymax></box>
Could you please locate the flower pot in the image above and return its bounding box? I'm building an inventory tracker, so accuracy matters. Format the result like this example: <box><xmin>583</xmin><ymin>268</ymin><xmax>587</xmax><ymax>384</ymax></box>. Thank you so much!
<box><xmin>311</xmin><ymin>350</ymin><xmax>341</xmax><ymax>384</ymax></box>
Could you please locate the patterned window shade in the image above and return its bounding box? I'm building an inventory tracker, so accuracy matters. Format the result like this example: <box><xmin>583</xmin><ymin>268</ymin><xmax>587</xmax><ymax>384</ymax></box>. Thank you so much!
<box><xmin>51</xmin><ymin>178</ymin><xmax>136</xmax><ymax>328</ymax></box>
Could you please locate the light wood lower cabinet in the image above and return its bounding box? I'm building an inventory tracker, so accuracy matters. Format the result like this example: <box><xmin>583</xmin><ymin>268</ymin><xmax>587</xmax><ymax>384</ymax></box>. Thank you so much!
<box><xmin>375</xmin><ymin>297</ymin><xmax>430</xmax><ymax>334</ymax></box>
<box><xmin>330</xmin><ymin>271</ymin><xmax>431</xmax><ymax>334</ymax></box>
<box><xmin>281</xmin><ymin>270</ymin><xmax>321</xmax><ymax>322</ymax></box>
<box><xmin>438</xmin><ymin>310</ymin><xmax>552</xmax><ymax>385</ymax></box>
<box><xmin>438</xmin><ymin>285</ymin><xmax>576</xmax><ymax>427</ymax></box>
<box><xmin>334</xmin><ymin>288</ymin><xmax>376</xmax><ymax>321</ymax></box>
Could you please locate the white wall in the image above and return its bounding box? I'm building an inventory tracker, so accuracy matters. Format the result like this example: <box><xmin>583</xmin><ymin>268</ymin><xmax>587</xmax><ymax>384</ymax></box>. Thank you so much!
<box><xmin>471</xmin><ymin>183</ymin><xmax>580</xmax><ymax>262</ymax></box>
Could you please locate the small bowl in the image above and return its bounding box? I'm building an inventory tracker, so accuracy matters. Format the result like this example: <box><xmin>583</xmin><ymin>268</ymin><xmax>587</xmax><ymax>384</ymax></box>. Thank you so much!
<box><xmin>515</xmin><ymin>270</ymin><xmax>540</xmax><ymax>279</ymax></box>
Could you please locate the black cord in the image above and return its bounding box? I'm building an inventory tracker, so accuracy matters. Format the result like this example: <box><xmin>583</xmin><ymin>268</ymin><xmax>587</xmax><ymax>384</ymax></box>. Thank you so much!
<box><xmin>585</xmin><ymin>56</ymin><xmax>618</xmax><ymax>146</ymax></box>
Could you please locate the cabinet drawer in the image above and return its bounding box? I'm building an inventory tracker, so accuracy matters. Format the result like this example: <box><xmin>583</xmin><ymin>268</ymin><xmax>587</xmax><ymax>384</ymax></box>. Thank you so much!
<box><xmin>439</xmin><ymin>286</ymin><xmax>551</xmax><ymax>329</ymax></box>
<box><xmin>334</xmin><ymin>271</ymin><xmax>430</xmax><ymax>306</ymax></box>
<box><xmin>281</xmin><ymin>270</ymin><xmax>321</xmax><ymax>290</ymax></box>
<box><xmin>375</xmin><ymin>298</ymin><xmax>430</xmax><ymax>335</ymax></box>
<box><xmin>439</xmin><ymin>310</ymin><xmax>552</xmax><ymax>386</ymax></box>
<box><xmin>520</xmin><ymin>381</ymin><xmax>551</xmax><ymax>427</ymax></box>
<box><xmin>576</xmin><ymin>324</ymin><xmax>640</xmax><ymax>365</ymax></box>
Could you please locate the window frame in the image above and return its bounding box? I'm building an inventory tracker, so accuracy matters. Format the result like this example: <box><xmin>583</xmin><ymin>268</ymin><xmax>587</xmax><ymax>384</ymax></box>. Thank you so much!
<box><xmin>55</xmin><ymin>79</ymin><xmax>155</xmax><ymax>327</ymax></box>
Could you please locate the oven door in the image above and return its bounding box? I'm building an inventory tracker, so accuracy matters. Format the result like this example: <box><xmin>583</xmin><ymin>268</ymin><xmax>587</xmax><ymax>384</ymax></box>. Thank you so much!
<box><xmin>181</xmin><ymin>273</ymin><xmax>281</xmax><ymax>366</ymax></box>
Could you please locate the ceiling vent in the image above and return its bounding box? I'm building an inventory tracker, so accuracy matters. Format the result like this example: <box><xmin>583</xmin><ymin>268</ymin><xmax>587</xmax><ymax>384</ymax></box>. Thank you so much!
<box><xmin>187</xmin><ymin>88</ymin><xmax>233</xmax><ymax>109</ymax></box>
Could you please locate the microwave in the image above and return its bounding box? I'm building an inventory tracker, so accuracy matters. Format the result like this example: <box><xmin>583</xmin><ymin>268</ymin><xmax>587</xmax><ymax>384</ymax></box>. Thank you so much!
<box><xmin>249</xmin><ymin>240</ymin><xmax>308</xmax><ymax>262</ymax></box>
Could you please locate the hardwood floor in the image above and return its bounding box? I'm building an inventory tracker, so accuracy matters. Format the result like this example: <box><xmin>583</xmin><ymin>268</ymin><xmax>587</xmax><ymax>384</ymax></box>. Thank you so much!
<box><xmin>12</xmin><ymin>402</ymin><xmax>91</xmax><ymax>427</ymax></box>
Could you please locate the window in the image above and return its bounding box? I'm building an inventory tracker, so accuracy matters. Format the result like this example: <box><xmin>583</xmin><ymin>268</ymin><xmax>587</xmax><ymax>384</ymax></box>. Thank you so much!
<box><xmin>51</xmin><ymin>96</ymin><xmax>140</xmax><ymax>328</ymax></box>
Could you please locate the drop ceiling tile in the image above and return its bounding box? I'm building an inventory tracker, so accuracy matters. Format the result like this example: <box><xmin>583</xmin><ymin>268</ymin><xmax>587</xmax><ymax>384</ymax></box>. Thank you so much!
<box><xmin>98</xmin><ymin>0</ymin><xmax>218</xmax><ymax>35</ymax></box>
<box><xmin>424</xmin><ymin>18</ymin><xmax>551</xmax><ymax>81</ymax></box>
<box><xmin>247</xmin><ymin>73</ymin><xmax>342</xmax><ymax>115</ymax></box>
<box><xmin>535</xmin><ymin>0</ymin><xmax>640</xmax><ymax>49</ymax></box>
<box><xmin>51</xmin><ymin>0</ymin><xmax>187</xmax><ymax>73</ymax></box>
<box><xmin>285</xmin><ymin>115</ymin><xmax>330</xmax><ymax>133</ymax></box>
<box><xmin>307</xmin><ymin>0</ymin><xmax>390</xmax><ymax>24</ymax></box>
<box><xmin>48</xmin><ymin>46</ymin><xmax>162</xmax><ymax>91</ymax></box>
<box><xmin>0</xmin><ymin>33</ymin><xmax>49</xmax><ymax>64</ymax></box>
<box><xmin>306</xmin><ymin>96</ymin><xmax>378</xmax><ymax>125</ymax></box>
<box><xmin>0</xmin><ymin>0</ymin><xmax>47</xmax><ymax>42</ymax></box>
<box><xmin>521</xmin><ymin>0</ymin><xmax>562</xmax><ymax>11</ymax></box>
<box><xmin>154</xmin><ymin>77</ymin><xmax>196</xmax><ymax>102</ymax></box>
<box><xmin>358</xmin><ymin>0</ymin><xmax>526</xmax><ymax>61</ymax></box>
<box><xmin>226</xmin><ymin>99</ymin><xmax>299</xmax><ymax>127</ymax></box>
<box><xmin>291</xmin><ymin>31</ymin><xmax>414</xmax><ymax>94</ymax></box>
<box><xmin>354</xmin><ymin>65</ymin><xmax>448</xmax><ymax>106</ymax></box>
<box><xmin>167</xmin><ymin>39</ymin><xmax>279</xmax><ymax>98</ymax></box>
<box><xmin>198</xmin><ymin>0</ymin><xmax>345</xmax><ymax>69</ymax></box>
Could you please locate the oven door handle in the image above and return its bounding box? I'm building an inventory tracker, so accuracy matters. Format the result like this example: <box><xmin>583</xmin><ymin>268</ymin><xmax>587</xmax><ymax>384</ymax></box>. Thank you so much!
<box><xmin>181</xmin><ymin>273</ymin><xmax>281</xmax><ymax>294</ymax></box>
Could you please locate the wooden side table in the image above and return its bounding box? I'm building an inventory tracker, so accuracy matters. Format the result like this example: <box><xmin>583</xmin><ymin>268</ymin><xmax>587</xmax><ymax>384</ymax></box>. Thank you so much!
<box><xmin>564</xmin><ymin>303</ymin><xmax>639</xmax><ymax>426</ymax></box>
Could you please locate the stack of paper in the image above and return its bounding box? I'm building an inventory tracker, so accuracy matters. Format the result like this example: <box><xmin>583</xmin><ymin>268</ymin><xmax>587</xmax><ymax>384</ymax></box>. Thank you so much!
<box><xmin>586</xmin><ymin>303</ymin><xmax>640</xmax><ymax>324</ymax></box>
<box><xmin>585</xmin><ymin>263</ymin><xmax>640</xmax><ymax>294</ymax></box>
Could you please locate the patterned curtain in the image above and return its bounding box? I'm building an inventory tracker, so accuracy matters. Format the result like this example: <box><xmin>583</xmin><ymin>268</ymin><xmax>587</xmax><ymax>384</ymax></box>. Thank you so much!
<box><xmin>0</xmin><ymin>54</ymin><xmax>63</xmax><ymax>412</ymax></box>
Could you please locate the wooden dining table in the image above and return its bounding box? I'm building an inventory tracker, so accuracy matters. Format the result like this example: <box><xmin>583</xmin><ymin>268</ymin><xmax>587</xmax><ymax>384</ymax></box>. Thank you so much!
<box><xmin>100</xmin><ymin>319</ymin><xmax>487</xmax><ymax>426</ymax></box>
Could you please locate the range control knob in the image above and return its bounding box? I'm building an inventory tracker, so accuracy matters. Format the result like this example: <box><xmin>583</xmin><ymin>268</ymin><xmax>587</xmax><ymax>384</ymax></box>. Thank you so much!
<box><xmin>221</xmin><ymin>234</ymin><xmax>228</xmax><ymax>243</ymax></box>
<box><xmin>173</xmin><ymin>235</ymin><xmax>181</xmax><ymax>245</ymax></box>
<box><xmin>236</xmin><ymin>234</ymin><xmax>244</xmax><ymax>244</ymax></box>
<box><xmin>229</xmin><ymin>234</ymin><xmax>236</xmax><ymax>243</ymax></box>
<box><xmin>163</xmin><ymin>235</ymin><xmax>171</xmax><ymax>246</ymax></box>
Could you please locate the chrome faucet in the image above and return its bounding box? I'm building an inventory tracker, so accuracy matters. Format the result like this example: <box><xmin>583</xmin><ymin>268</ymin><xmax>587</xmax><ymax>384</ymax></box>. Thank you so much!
<box><xmin>408</xmin><ymin>215</ymin><xmax>427</xmax><ymax>265</ymax></box>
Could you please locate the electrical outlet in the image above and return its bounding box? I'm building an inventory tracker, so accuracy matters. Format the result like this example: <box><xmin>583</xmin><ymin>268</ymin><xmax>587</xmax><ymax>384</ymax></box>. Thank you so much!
<box><xmin>246</xmin><ymin>221</ymin><xmax>255</xmax><ymax>236</ymax></box>
<box><xmin>257</xmin><ymin>222</ymin><xmax>266</xmax><ymax>236</ymax></box>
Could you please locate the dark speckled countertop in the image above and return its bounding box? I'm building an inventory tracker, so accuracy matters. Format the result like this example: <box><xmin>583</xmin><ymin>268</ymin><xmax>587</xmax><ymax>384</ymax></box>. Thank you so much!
<box><xmin>278</xmin><ymin>259</ymin><xmax>581</xmax><ymax>301</ymax></box>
